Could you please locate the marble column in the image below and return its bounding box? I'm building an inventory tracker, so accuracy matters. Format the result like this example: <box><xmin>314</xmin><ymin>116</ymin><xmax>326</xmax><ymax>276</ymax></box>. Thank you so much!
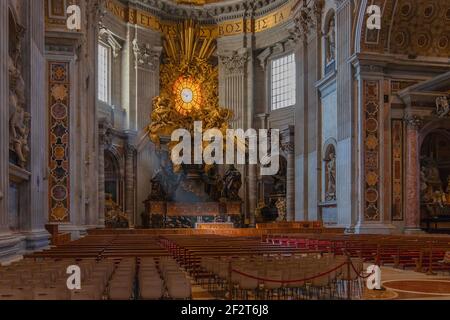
<box><xmin>24</xmin><ymin>0</ymin><xmax>50</xmax><ymax>248</ymax></box>
<box><xmin>248</xmin><ymin>164</ymin><xmax>257</xmax><ymax>226</ymax></box>
<box><xmin>256</xmin><ymin>113</ymin><xmax>268</xmax><ymax>205</ymax></box>
<box><xmin>97</xmin><ymin>122</ymin><xmax>109</xmax><ymax>227</ymax></box>
<box><xmin>125</xmin><ymin>143</ymin><xmax>135</xmax><ymax>226</ymax></box>
<box><xmin>335</xmin><ymin>0</ymin><xmax>355</xmax><ymax>229</ymax></box>
<box><xmin>219</xmin><ymin>49</ymin><xmax>250</xmax><ymax>217</ymax></box>
<box><xmin>289</xmin><ymin>1</ymin><xmax>320</xmax><ymax>222</ymax></box>
<box><xmin>404</xmin><ymin>116</ymin><xmax>423</xmax><ymax>233</ymax></box>
<box><xmin>219</xmin><ymin>49</ymin><xmax>248</xmax><ymax>130</ymax></box>
<box><xmin>281</xmin><ymin>126</ymin><xmax>295</xmax><ymax>221</ymax></box>
<box><xmin>132</xmin><ymin>39</ymin><xmax>161</xmax><ymax>224</ymax></box>
<box><xmin>0</xmin><ymin>0</ymin><xmax>8</xmax><ymax>234</ymax></box>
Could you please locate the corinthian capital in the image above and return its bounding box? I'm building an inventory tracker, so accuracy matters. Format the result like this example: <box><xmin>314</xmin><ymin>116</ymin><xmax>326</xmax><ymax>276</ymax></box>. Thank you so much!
<box><xmin>88</xmin><ymin>0</ymin><xmax>106</xmax><ymax>26</ymax></box>
<box><xmin>289</xmin><ymin>2</ymin><xmax>321</xmax><ymax>41</ymax></box>
<box><xmin>313</xmin><ymin>0</ymin><xmax>324</xmax><ymax>25</ymax></box>
<box><xmin>404</xmin><ymin>115</ymin><xmax>423</xmax><ymax>130</ymax></box>
<box><xmin>132</xmin><ymin>39</ymin><xmax>162</xmax><ymax>71</ymax></box>
<box><xmin>219</xmin><ymin>49</ymin><xmax>249</xmax><ymax>75</ymax></box>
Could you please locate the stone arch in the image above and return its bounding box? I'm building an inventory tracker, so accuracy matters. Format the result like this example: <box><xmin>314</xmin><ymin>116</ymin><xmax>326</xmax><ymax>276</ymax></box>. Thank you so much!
<box><xmin>104</xmin><ymin>148</ymin><xmax>123</xmax><ymax>206</ymax></box>
<box><xmin>420</xmin><ymin>119</ymin><xmax>450</xmax><ymax>148</ymax></box>
<box><xmin>356</xmin><ymin>0</ymin><xmax>450</xmax><ymax>57</ymax></box>
<box><xmin>418</xmin><ymin>122</ymin><xmax>450</xmax><ymax>231</ymax></box>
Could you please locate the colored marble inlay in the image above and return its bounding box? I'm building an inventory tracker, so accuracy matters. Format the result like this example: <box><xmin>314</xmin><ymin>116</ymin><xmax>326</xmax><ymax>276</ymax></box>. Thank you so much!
<box><xmin>392</xmin><ymin>119</ymin><xmax>404</xmax><ymax>221</ymax></box>
<box><xmin>48</xmin><ymin>61</ymin><xmax>70</xmax><ymax>222</ymax></box>
<box><xmin>364</xmin><ymin>81</ymin><xmax>381</xmax><ymax>221</ymax></box>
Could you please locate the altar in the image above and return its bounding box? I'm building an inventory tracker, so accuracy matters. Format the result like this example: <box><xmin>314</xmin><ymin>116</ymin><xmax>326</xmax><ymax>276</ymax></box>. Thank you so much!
<box><xmin>143</xmin><ymin>199</ymin><xmax>242</xmax><ymax>228</ymax></box>
<box><xmin>140</xmin><ymin>20</ymin><xmax>244</xmax><ymax>229</ymax></box>
<box><xmin>195</xmin><ymin>222</ymin><xmax>235</xmax><ymax>229</ymax></box>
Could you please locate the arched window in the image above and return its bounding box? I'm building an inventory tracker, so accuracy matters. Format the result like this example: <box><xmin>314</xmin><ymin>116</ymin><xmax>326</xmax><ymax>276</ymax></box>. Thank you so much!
<box><xmin>104</xmin><ymin>150</ymin><xmax>121</xmax><ymax>205</ymax></box>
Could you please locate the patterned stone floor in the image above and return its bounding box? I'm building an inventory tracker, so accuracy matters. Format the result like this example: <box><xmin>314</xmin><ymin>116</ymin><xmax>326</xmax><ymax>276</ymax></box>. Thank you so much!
<box><xmin>365</xmin><ymin>266</ymin><xmax>450</xmax><ymax>300</ymax></box>
<box><xmin>190</xmin><ymin>266</ymin><xmax>450</xmax><ymax>300</ymax></box>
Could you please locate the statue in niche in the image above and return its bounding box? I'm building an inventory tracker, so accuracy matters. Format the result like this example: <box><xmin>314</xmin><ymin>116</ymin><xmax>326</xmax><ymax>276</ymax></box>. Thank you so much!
<box><xmin>445</xmin><ymin>177</ymin><xmax>450</xmax><ymax>205</ymax></box>
<box><xmin>148</xmin><ymin>173</ymin><xmax>167</xmax><ymax>201</ymax></box>
<box><xmin>148</xmin><ymin>154</ymin><xmax>183</xmax><ymax>201</ymax></box>
<box><xmin>104</xmin><ymin>194</ymin><xmax>129</xmax><ymax>228</ymax></box>
<box><xmin>275</xmin><ymin>198</ymin><xmax>287</xmax><ymax>222</ymax></box>
<box><xmin>223</xmin><ymin>164</ymin><xmax>242</xmax><ymax>201</ymax></box>
<box><xmin>436</xmin><ymin>96</ymin><xmax>450</xmax><ymax>118</ymax></box>
<box><xmin>272</xmin><ymin>158</ymin><xmax>287</xmax><ymax>195</ymax></box>
<box><xmin>202</xmin><ymin>165</ymin><xmax>223</xmax><ymax>201</ymax></box>
<box><xmin>420</xmin><ymin>166</ymin><xmax>428</xmax><ymax>194</ymax></box>
<box><xmin>325</xmin><ymin>16</ymin><xmax>336</xmax><ymax>65</ymax></box>
<box><xmin>325</xmin><ymin>150</ymin><xmax>337</xmax><ymax>201</ymax></box>
<box><xmin>420</xmin><ymin>157</ymin><xmax>449</xmax><ymax>209</ymax></box>
<box><xmin>254</xmin><ymin>200</ymin><xmax>265</xmax><ymax>223</ymax></box>
<box><xmin>11</xmin><ymin>109</ymin><xmax>30</xmax><ymax>168</ymax></box>
<box><xmin>421</xmin><ymin>158</ymin><xmax>442</xmax><ymax>186</ymax></box>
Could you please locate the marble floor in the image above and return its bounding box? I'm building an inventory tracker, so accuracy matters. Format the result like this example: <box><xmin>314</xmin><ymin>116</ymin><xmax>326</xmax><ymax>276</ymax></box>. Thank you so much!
<box><xmin>190</xmin><ymin>266</ymin><xmax>450</xmax><ymax>300</ymax></box>
<box><xmin>364</xmin><ymin>266</ymin><xmax>450</xmax><ymax>300</ymax></box>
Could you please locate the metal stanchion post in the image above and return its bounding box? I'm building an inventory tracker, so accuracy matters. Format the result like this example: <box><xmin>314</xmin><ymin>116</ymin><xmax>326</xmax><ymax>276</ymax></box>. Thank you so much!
<box><xmin>228</xmin><ymin>259</ymin><xmax>233</xmax><ymax>300</ymax></box>
<box><xmin>427</xmin><ymin>242</ymin><xmax>437</xmax><ymax>275</ymax></box>
<box><xmin>347</xmin><ymin>255</ymin><xmax>352</xmax><ymax>300</ymax></box>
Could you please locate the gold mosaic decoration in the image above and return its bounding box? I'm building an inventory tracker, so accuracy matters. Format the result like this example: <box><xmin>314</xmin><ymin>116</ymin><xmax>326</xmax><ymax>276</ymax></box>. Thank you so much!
<box><xmin>146</xmin><ymin>20</ymin><xmax>233</xmax><ymax>172</ymax></box>
<box><xmin>364</xmin><ymin>80</ymin><xmax>381</xmax><ymax>221</ymax></box>
<box><xmin>392</xmin><ymin>119</ymin><xmax>404</xmax><ymax>221</ymax></box>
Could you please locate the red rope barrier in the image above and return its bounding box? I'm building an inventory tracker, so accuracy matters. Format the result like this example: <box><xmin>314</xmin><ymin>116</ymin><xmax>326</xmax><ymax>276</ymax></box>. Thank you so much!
<box><xmin>348</xmin><ymin>259</ymin><xmax>374</xmax><ymax>279</ymax></box>
<box><xmin>231</xmin><ymin>261</ymin><xmax>347</xmax><ymax>284</ymax></box>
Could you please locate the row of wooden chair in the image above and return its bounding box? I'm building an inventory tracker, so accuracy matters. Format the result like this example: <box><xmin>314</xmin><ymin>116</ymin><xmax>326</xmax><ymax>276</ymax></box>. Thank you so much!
<box><xmin>265</xmin><ymin>233</ymin><xmax>450</xmax><ymax>274</ymax></box>
<box><xmin>0</xmin><ymin>258</ymin><xmax>115</xmax><ymax>300</ymax></box>
<box><xmin>108</xmin><ymin>259</ymin><xmax>136</xmax><ymax>300</ymax></box>
<box><xmin>199</xmin><ymin>253</ymin><xmax>365</xmax><ymax>300</ymax></box>
<box><xmin>159</xmin><ymin>257</ymin><xmax>192</xmax><ymax>299</ymax></box>
<box><xmin>26</xmin><ymin>234</ymin><xmax>170</xmax><ymax>260</ymax></box>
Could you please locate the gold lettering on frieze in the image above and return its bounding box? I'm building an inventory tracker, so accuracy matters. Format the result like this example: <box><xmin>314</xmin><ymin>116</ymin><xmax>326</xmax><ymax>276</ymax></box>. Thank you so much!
<box><xmin>106</xmin><ymin>0</ymin><xmax>127</xmax><ymax>21</ymax></box>
<box><xmin>138</xmin><ymin>13</ymin><xmax>151</xmax><ymax>27</ymax></box>
<box><xmin>255</xmin><ymin>18</ymin><xmax>269</xmax><ymax>32</ymax></box>
<box><xmin>105</xmin><ymin>0</ymin><xmax>294</xmax><ymax>37</ymax></box>
<box><xmin>128</xmin><ymin>9</ymin><xmax>136</xmax><ymax>24</ymax></box>
<box><xmin>245</xmin><ymin>20</ymin><xmax>253</xmax><ymax>33</ymax></box>
<box><xmin>218</xmin><ymin>20</ymin><xmax>245</xmax><ymax>37</ymax></box>
<box><xmin>254</xmin><ymin>2</ymin><xmax>291</xmax><ymax>33</ymax></box>
<box><xmin>199</xmin><ymin>27</ymin><xmax>215</xmax><ymax>38</ymax></box>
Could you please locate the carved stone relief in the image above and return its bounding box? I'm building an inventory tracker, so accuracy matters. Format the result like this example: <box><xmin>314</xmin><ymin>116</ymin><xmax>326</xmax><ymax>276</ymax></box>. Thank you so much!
<box><xmin>132</xmin><ymin>39</ymin><xmax>162</xmax><ymax>71</ymax></box>
<box><xmin>8</xmin><ymin>17</ymin><xmax>30</xmax><ymax>169</ymax></box>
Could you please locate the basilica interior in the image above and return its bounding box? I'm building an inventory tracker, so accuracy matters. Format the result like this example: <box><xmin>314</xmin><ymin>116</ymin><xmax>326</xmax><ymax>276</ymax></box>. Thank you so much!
<box><xmin>1</xmin><ymin>0</ymin><xmax>450</xmax><ymax>301</ymax></box>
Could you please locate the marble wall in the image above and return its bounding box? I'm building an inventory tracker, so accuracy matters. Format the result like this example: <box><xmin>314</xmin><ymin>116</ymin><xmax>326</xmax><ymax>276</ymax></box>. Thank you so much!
<box><xmin>0</xmin><ymin>0</ymin><xmax>50</xmax><ymax>262</ymax></box>
<box><xmin>2</xmin><ymin>0</ymin><xmax>450</xmax><ymax>262</ymax></box>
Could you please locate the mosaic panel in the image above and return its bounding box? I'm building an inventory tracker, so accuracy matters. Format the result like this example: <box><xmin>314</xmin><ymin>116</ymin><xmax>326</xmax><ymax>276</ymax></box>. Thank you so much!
<box><xmin>48</xmin><ymin>61</ymin><xmax>70</xmax><ymax>222</ymax></box>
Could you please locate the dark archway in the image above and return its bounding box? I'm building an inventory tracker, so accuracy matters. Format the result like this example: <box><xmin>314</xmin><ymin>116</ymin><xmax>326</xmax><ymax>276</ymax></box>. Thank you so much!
<box><xmin>419</xmin><ymin>129</ymin><xmax>450</xmax><ymax>232</ymax></box>
<box><xmin>104</xmin><ymin>150</ymin><xmax>122</xmax><ymax>206</ymax></box>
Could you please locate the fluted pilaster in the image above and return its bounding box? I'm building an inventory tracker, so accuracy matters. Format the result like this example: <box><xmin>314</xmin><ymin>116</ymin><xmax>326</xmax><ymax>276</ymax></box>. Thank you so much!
<box><xmin>219</xmin><ymin>49</ymin><xmax>248</xmax><ymax>130</ymax></box>
<box><xmin>125</xmin><ymin>143</ymin><xmax>135</xmax><ymax>226</ymax></box>
<box><xmin>98</xmin><ymin>121</ymin><xmax>109</xmax><ymax>227</ymax></box>
<box><xmin>0</xmin><ymin>0</ymin><xmax>8</xmax><ymax>233</ymax></box>
<box><xmin>281</xmin><ymin>126</ymin><xmax>295</xmax><ymax>221</ymax></box>
<box><xmin>404</xmin><ymin>115</ymin><xmax>423</xmax><ymax>233</ymax></box>
<box><xmin>335</xmin><ymin>0</ymin><xmax>354</xmax><ymax>229</ymax></box>
<box><xmin>27</xmin><ymin>0</ymin><xmax>47</xmax><ymax>233</ymax></box>
<box><xmin>133</xmin><ymin>39</ymin><xmax>161</xmax><ymax>224</ymax></box>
